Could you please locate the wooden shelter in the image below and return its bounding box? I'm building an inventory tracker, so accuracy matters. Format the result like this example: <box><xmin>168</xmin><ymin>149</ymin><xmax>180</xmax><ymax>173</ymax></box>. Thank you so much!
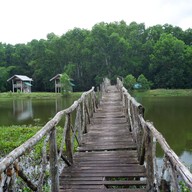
<box><xmin>7</xmin><ymin>75</ymin><xmax>33</xmax><ymax>93</ymax></box>
<box><xmin>50</xmin><ymin>74</ymin><xmax>62</xmax><ymax>93</ymax></box>
<box><xmin>50</xmin><ymin>74</ymin><xmax>74</xmax><ymax>93</ymax></box>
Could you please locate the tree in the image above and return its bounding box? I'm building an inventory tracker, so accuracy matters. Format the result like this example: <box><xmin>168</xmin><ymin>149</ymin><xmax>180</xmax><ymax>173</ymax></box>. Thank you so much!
<box><xmin>0</xmin><ymin>66</ymin><xmax>15</xmax><ymax>91</ymax></box>
<box><xmin>124</xmin><ymin>74</ymin><xmax>136</xmax><ymax>90</ymax></box>
<box><xmin>137</xmin><ymin>74</ymin><xmax>151</xmax><ymax>91</ymax></box>
<box><xmin>60</xmin><ymin>73</ymin><xmax>72</xmax><ymax>96</ymax></box>
<box><xmin>149</xmin><ymin>33</ymin><xmax>186</xmax><ymax>88</ymax></box>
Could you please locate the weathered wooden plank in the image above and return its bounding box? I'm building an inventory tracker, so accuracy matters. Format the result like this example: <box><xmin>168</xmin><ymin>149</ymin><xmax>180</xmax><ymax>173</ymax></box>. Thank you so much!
<box><xmin>60</xmin><ymin>189</ymin><xmax>147</xmax><ymax>192</ymax></box>
<box><xmin>74</xmin><ymin>151</ymin><xmax>138</xmax><ymax>156</ymax></box>
<box><xmin>72</xmin><ymin>160</ymin><xmax>139</xmax><ymax>164</ymax></box>
<box><xmin>60</xmin><ymin>180</ymin><xmax>147</xmax><ymax>186</ymax></box>
<box><xmin>78</xmin><ymin>146</ymin><xmax>136</xmax><ymax>152</ymax></box>
<box><xmin>59</xmin><ymin>85</ymin><xmax>147</xmax><ymax>191</ymax></box>
<box><xmin>61</xmin><ymin>172</ymin><xmax>146</xmax><ymax>177</ymax></box>
<box><xmin>60</xmin><ymin>185</ymin><xmax>105</xmax><ymax>189</ymax></box>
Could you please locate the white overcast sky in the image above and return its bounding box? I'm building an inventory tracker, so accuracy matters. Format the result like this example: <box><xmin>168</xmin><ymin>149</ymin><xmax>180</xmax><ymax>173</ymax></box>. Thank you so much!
<box><xmin>0</xmin><ymin>0</ymin><xmax>192</xmax><ymax>45</ymax></box>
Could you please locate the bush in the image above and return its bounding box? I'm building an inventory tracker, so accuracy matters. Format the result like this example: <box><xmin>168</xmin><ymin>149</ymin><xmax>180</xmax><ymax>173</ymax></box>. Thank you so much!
<box><xmin>124</xmin><ymin>74</ymin><xmax>136</xmax><ymax>90</ymax></box>
<box><xmin>137</xmin><ymin>74</ymin><xmax>151</xmax><ymax>91</ymax></box>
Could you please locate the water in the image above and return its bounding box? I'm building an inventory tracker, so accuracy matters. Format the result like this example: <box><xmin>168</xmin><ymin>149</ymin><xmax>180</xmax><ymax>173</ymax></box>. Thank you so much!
<box><xmin>0</xmin><ymin>96</ymin><xmax>79</xmax><ymax>126</ymax></box>
<box><xmin>136</xmin><ymin>96</ymin><xmax>192</xmax><ymax>171</ymax></box>
<box><xmin>0</xmin><ymin>95</ymin><xmax>192</xmax><ymax>170</ymax></box>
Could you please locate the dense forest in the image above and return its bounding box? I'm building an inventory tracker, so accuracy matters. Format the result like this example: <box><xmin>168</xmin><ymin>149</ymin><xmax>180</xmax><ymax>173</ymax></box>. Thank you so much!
<box><xmin>0</xmin><ymin>21</ymin><xmax>192</xmax><ymax>92</ymax></box>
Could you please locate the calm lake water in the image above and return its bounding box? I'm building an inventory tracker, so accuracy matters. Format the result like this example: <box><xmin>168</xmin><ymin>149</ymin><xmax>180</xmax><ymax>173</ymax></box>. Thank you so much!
<box><xmin>0</xmin><ymin>96</ymin><xmax>79</xmax><ymax>126</ymax></box>
<box><xmin>0</xmin><ymin>95</ymin><xmax>192</xmax><ymax>170</ymax></box>
<box><xmin>136</xmin><ymin>96</ymin><xmax>192</xmax><ymax>171</ymax></box>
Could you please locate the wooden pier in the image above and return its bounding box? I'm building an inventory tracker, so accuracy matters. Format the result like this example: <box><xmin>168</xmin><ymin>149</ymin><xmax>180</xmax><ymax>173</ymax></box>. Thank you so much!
<box><xmin>59</xmin><ymin>86</ymin><xmax>147</xmax><ymax>191</ymax></box>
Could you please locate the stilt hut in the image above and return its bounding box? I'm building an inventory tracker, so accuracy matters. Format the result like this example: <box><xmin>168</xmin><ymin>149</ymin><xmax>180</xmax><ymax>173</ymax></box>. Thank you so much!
<box><xmin>50</xmin><ymin>74</ymin><xmax>75</xmax><ymax>93</ymax></box>
<box><xmin>50</xmin><ymin>74</ymin><xmax>62</xmax><ymax>93</ymax></box>
<box><xmin>7</xmin><ymin>75</ymin><xmax>33</xmax><ymax>93</ymax></box>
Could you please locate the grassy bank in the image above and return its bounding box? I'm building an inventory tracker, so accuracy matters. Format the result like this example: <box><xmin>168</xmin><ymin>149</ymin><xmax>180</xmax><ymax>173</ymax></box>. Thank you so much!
<box><xmin>0</xmin><ymin>125</ymin><xmax>41</xmax><ymax>156</ymax></box>
<box><xmin>133</xmin><ymin>89</ymin><xmax>192</xmax><ymax>97</ymax></box>
<box><xmin>0</xmin><ymin>91</ymin><xmax>82</xmax><ymax>99</ymax></box>
<box><xmin>0</xmin><ymin>91</ymin><xmax>82</xmax><ymax>156</ymax></box>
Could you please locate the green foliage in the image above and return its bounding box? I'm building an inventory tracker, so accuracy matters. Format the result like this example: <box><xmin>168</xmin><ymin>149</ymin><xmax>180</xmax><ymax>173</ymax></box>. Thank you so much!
<box><xmin>124</xmin><ymin>74</ymin><xmax>136</xmax><ymax>90</ymax></box>
<box><xmin>60</xmin><ymin>72</ymin><xmax>72</xmax><ymax>96</ymax></box>
<box><xmin>149</xmin><ymin>33</ymin><xmax>186</xmax><ymax>88</ymax></box>
<box><xmin>133</xmin><ymin>89</ymin><xmax>192</xmax><ymax>97</ymax></box>
<box><xmin>0</xmin><ymin>126</ymin><xmax>41</xmax><ymax>155</ymax></box>
<box><xmin>179</xmin><ymin>181</ymin><xmax>190</xmax><ymax>192</ymax></box>
<box><xmin>1</xmin><ymin>21</ymin><xmax>192</xmax><ymax>92</ymax></box>
<box><xmin>137</xmin><ymin>74</ymin><xmax>151</xmax><ymax>91</ymax></box>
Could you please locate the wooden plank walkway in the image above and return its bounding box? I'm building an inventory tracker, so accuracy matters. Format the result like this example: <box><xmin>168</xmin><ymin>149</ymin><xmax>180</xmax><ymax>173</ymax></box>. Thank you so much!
<box><xmin>60</xmin><ymin>86</ymin><xmax>147</xmax><ymax>191</ymax></box>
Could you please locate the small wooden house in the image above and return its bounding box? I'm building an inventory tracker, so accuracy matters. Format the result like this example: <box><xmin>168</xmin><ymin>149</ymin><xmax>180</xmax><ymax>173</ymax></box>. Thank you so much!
<box><xmin>50</xmin><ymin>74</ymin><xmax>62</xmax><ymax>93</ymax></box>
<box><xmin>7</xmin><ymin>75</ymin><xmax>33</xmax><ymax>93</ymax></box>
<box><xmin>50</xmin><ymin>74</ymin><xmax>74</xmax><ymax>93</ymax></box>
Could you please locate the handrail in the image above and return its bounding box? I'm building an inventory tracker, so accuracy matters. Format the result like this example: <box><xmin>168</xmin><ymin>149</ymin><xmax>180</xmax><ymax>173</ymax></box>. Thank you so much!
<box><xmin>0</xmin><ymin>87</ymin><xmax>97</xmax><ymax>192</ymax></box>
<box><xmin>117</xmin><ymin>77</ymin><xmax>192</xmax><ymax>191</ymax></box>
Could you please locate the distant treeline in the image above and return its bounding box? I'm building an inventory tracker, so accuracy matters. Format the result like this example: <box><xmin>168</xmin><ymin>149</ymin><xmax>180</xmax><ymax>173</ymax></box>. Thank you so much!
<box><xmin>0</xmin><ymin>21</ymin><xmax>192</xmax><ymax>92</ymax></box>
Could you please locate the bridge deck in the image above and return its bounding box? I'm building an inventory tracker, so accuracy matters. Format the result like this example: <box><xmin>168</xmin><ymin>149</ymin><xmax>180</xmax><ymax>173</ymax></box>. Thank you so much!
<box><xmin>60</xmin><ymin>86</ymin><xmax>147</xmax><ymax>191</ymax></box>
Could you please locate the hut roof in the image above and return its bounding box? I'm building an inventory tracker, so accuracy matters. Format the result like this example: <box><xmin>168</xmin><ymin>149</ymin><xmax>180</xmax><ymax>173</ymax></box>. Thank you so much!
<box><xmin>50</xmin><ymin>74</ymin><xmax>74</xmax><ymax>84</ymax></box>
<box><xmin>50</xmin><ymin>74</ymin><xmax>62</xmax><ymax>81</ymax></box>
<box><xmin>7</xmin><ymin>75</ymin><xmax>33</xmax><ymax>82</ymax></box>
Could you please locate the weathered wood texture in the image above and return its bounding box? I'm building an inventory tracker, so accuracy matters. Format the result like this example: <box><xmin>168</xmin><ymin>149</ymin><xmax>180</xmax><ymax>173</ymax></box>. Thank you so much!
<box><xmin>117</xmin><ymin>77</ymin><xmax>192</xmax><ymax>191</ymax></box>
<box><xmin>60</xmin><ymin>85</ymin><xmax>147</xmax><ymax>191</ymax></box>
<box><xmin>0</xmin><ymin>87</ymin><xmax>96</xmax><ymax>192</ymax></box>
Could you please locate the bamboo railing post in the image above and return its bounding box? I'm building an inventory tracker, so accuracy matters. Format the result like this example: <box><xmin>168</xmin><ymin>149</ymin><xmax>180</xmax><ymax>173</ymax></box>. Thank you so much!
<box><xmin>138</xmin><ymin>115</ymin><xmax>146</xmax><ymax>165</ymax></box>
<box><xmin>76</xmin><ymin>105</ymin><xmax>83</xmax><ymax>143</ymax></box>
<box><xmin>127</xmin><ymin>97</ymin><xmax>133</xmax><ymax>132</ymax></box>
<box><xmin>160</xmin><ymin>156</ymin><xmax>171</xmax><ymax>191</ymax></box>
<box><xmin>139</xmin><ymin>129</ymin><xmax>146</xmax><ymax>165</ymax></box>
<box><xmin>152</xmin><ymin>137</ymin><xmax>159</xmax><ymax>191</ymax></box>
<box><xmin>65</xmin><ymin>114</ymin><xmax>73</xmax><ymax>164</ymax></box>
<box><xmin>49</xmin><ymin>126</ymin><xmax>59</xmax><ymax>192</ymax></box>
<box><xmin>82</xmin><ymin>99</ymin><xmax>87</xmax><ymax>133</ymax></box>
<box><xmin>145</xmin><ymin>127</ymin><xmax>154</xmax><ymax>191</ymax></box>
<box><xmin>124</xmin><ymin>95</ymin><xmax>128</xmax><ymax>121</ymax></box>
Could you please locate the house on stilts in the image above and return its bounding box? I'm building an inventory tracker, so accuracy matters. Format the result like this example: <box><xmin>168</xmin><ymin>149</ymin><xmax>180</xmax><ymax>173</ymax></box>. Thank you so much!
<box><xmin>7</xmin><ymin>75</ymin><xmax>33</xmax><ymax>93</ymax></box>
<box><xmin>50</xmin><ymin>74</ymin><xmax>74</xmax><ymax>93</ymax></box>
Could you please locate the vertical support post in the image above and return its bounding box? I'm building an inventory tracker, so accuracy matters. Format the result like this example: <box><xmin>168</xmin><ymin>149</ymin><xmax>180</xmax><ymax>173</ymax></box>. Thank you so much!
<box><xmin>82</xmin><ymin>98</ymin><xmax>87</xmax><ymax>133</ymax></box>
<box><xmin>12</xmin><ymin>79</ymin><xmax>14</xmax><ymax>92</ymax></box>
<box><xmin>152</xmin><ymin>137</ymin><xmax>159</xmax><ymax>191</ymax></box>
<box><xmin>145</xmin><ymin>127</ymin><xmax>154</xmax><ymax>191</ymax></box>
<box><xmin>65</xmin><ymin>114</ymin><xmax>73</xmax><ymax>163</ymax></box>
<box><xmin>77</xmin><ymin>105</ymin><xmax>82</xmax><ymax>143</ymax></box>
<box><xmin>55</xmin><ymin>80</ymin><xmax>56</xmax><ymax>93</ymax></box>
<box><xmin>49</xmin><ymin>127</ymin><xmax>59</xmax><ymax>192</ymax></box>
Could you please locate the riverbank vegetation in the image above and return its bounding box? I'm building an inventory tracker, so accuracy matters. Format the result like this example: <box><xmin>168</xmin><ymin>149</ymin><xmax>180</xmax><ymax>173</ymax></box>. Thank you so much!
<box><xmin>133</xmin><ymin>89</ymin><xmax>192</xmax><ymax>97</ymax></box>
<box><xmin>0</xmin><ymin>125</ymin><xmax>78</xmax><ymax>157</ymax></box>
<box><xmin>0</xmin><ymin>125</ymin><xmax>41</xmax><ymax>156</ymax></box>
<box><xmin>0</xmin><ymin>91</ymin><xmax>82</xmax><ymax>99</ymax></box>
<box><xmin>0</xmin><ymin>21</ymin><xmax>192</xmax><ymax>92</ymax></box>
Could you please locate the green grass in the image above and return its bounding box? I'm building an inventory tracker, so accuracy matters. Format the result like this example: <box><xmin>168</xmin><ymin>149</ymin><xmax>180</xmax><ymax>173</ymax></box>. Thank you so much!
<box><xmin>0</xmin><ymin>125</ymin><xmax>78</xmax><ymax>158</ymax></box>
<box><xmin>0</xmin><ymin>91</ymin><xmax>82</xmax><ymax>100</ymax></box>
<box><xmin>133</xmin><ymin>89</ymin><xmax>192</xmax><ymax>97</ymax></box>
<box><xmin>0</xmin><ymin>125</ymin><xmax>41</xmax><ymax>155</ymax></box>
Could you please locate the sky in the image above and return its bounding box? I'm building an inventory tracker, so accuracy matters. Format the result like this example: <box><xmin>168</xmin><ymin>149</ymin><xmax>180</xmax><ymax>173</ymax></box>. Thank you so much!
<box><xmin>0</xmin><ymin>0</ymin><xmax>192</xmax><ymax>45</ymax></box>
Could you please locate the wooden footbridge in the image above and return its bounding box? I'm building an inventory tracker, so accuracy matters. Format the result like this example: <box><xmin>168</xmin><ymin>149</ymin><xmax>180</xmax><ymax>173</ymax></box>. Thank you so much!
<box><xmin>60</xmin><ymin>85</ymin><xmax>147</xmax><ymax>191</ymax></box>
<box><xmin>0</xmin><ymin>78</ymin><xmax>192</xmax><ymax>192</ymax></box>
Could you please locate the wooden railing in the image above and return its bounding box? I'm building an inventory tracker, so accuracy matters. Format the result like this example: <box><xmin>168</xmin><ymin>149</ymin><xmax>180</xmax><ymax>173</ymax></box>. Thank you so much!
<box><xmin>0</xmin><ymin>87</ymin><xmax>97</xmax><ymax>192</ymax></box>
<box><xmin>117</xmin><ymin>77</ymin><xmax>192</xmax><ymax>191</ymax></box>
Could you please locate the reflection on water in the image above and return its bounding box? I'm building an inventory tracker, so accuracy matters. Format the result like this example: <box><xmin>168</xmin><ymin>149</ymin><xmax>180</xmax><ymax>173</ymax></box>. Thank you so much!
<box><xmin>0</xmin><ymin>96</ymin><xmax>79</xmax><ymax>126</ymax></box>
<box><xmin>13</xmin><ymin>99</ymin><xmax>33</xmax><ymax>121</ymax></box>
<box><xmin>0</xmin><ymin>95</ymin><xmax>191</xmax><ymax>170</ymax></box>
